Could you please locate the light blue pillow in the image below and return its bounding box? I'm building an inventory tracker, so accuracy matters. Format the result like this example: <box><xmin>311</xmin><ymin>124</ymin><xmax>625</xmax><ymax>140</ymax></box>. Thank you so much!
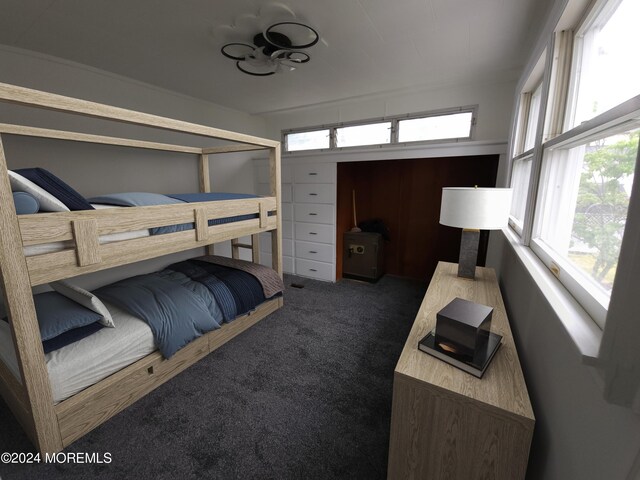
<box><xmin>33</xmin><ymin>292</ymin><xmax>103</xmax><ymax>341</ymax></box>
<box><xmin>87</xmin><ymin>192</ymin><xmax>184</xmax><ymax>207</ymax></box>
<box><xmin>12</xmin><ymin>191</ymin><xmax>40</xmax><ymax>215</ymax></box>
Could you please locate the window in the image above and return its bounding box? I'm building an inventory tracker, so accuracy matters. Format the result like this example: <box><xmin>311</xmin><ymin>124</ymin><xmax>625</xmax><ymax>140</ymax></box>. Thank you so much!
<box><xmin>507</xmin><ymin>0</ymin><xmax>640</xmax><ymax>330</ymax></box>
<box><xmin>523</xmin><ymin>83</ymin><xmax>543</xmax><ymax>151</ymax></box>
<box><xmin>397</xmin><ymin>112</ymin><xmax>473</xmax><ymax>142</ymax></box>
<box><xmin>567</xmin><ymin>0</ymin><xmax>640</xmax><ymax>128</ymax></box>
<box><xmin>509</xmin><ymin>156</ymin><xmax>533</xmax><ymax>234</ymax></box>
<box><xmin>336</xmin><ymin>122</ymin><xmax>391</xmax><ymax>148</ymax></box>
<box><xmin>509</xmin><ymin>55</ymin><xmax>545</xmax><ymax>232</ymax></box>
<box><xmin>532</xmin><ymin>124</ymin><xmax>639</xmax><ymax>327</ymax></box>
<box><xmin>282</xmin><ymin>106</ymin><xmax>476</xmax><ymax>153</ymax></box>
<box><xmin>285</xmin><ymin>129</ymin><xmax>330</xmax><ymax>152</ymax></box>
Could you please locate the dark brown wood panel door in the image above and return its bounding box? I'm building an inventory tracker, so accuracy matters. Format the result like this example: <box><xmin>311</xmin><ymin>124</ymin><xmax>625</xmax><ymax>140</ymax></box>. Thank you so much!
<box><xmin>337</xmin><ymin>155</ymin><xmax>498</xmax><ymax>281</ymax></box>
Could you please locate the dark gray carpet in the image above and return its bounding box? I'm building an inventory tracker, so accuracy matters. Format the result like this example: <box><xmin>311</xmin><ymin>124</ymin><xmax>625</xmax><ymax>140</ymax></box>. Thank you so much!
<box><xmin>0</xmin><ymin>274</ymin><xmax>426</xmax><ymax>480</ymax></box>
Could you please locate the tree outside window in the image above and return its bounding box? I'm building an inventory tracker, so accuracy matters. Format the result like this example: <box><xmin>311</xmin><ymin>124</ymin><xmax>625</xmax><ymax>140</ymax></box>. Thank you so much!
<box><xmin>570</xmin><ymin>130</ymin><xmax>638</xmax><ymax>290</ymax></box>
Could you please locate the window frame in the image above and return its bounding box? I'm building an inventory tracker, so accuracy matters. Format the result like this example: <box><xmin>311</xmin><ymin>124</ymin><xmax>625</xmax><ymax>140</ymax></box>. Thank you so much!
<box><xmin>335</xmin><ymin>121</ymin><xmax>392</xmax><ymax>148</ymax></box>
<box><xmin>283</xmin><ymin>128</ymin><xmax>331</xmax><ymax>152</ymax></box>
<box><xmin>507</xmin><ymin>0</ymin><xmax>640</xmax><ymax>333</ymax></box>
<box><xmin>508</xmin><ymin>52</ymin><xmax>548</xmax><ymax>236</ymax></box>
<box><xmin>564</xmin><ymin>0</ymin><xmax>634</xmax><ymax>131</ymax></box>
<box><xmin>282</xmin><ymin>105</ymin><xmax>477</xmax><ymax>154</ymax></box>
<box><xmin>529</xmin><ymin>107</ymin><xmax>640</xmax><ymax>328</ymax></box>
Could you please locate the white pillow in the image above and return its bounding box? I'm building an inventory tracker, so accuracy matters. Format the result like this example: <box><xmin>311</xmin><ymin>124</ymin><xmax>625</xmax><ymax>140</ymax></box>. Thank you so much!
<box><xmin>8</xmin><ymin>170</ymin><xmax>69</xmax><ymax>212</ymax></box>
<box><xmin>50</xmin><ymin>281</ymin><xmax>115</xmax><ymax>328</ymax></box>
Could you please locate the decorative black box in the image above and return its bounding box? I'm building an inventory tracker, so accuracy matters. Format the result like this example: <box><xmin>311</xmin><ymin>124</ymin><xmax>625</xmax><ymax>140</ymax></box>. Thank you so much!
<box><xmin>435</xmin><ymin>297</ymin><xmax>493</xmax><ymax>359</ymax></box>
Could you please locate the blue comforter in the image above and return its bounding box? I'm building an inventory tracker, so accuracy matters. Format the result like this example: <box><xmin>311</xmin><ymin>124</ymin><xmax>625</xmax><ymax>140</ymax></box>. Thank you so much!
<box><xmin>87</xmin><ymin>191</ymin><xmax>262</xmax><ymax>234</ymax></box>
<box><xmin>95</xmin><ymin>273</ymin><xmax>221</xmax><ymax>358</ymax></box>
<box><xmin>165</xmin><ymin>260</ymin><xmax>266</xmax><ymax>323</ymax></box>
<box><xmin>94</xmin><ymin>260</ymin><xmax>272</xmax><ymax>358</ymax></box>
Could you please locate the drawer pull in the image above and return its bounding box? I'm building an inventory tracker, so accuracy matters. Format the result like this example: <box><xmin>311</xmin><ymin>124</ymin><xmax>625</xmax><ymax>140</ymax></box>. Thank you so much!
<box><xmin>309</xmin><ymin>251</ymin><xmax>317</xmax><ymax>254</ymax></box>
<box><xmin>309</xmin><ymin>172</ymin><xmax>317</xmax><ymax>176</ymax></box>
<box><xmin>309</xmin><ymin>213</ymin><xmax>317</xmax><ymax>216</ymax></box>
<box><xmin>309</xmin><ymin>268</ymin><xmax>317</xmax><ymax>272</ymax></box>
<box><xmin>309</xmin><ymin>193</ymin><xmax>318</xmax><ymax>196</ymax></box>
<box><xmin>309</xmin><ymin>232</ymin><xmax>317</xmax><ymax>235</ymax></box>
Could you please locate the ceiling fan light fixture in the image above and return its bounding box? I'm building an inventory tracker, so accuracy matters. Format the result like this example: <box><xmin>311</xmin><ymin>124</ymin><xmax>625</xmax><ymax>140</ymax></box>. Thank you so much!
<box><xmin>220</xmin><ymin>18</ymin><xmax>319</xmax><ymax>77</ymax></box>
<box><xmin>221</xmin><ymin>43</ymin><xmax>255</xmax><ymax>61</ymax></box>
<box><xmin>236</xmin><ymin>60</ymin><xmax>277</xmax><ymax>76</ymax></box>
<box><xmin>263</xmin><ymin>21</ymin><xmax>319</xmax><ymax>49</ymax></box>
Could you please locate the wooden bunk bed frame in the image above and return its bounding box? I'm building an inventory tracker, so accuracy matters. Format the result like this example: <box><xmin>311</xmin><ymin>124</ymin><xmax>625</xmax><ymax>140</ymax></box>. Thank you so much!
<box><xmin>0</xmin><ymin>82</ymin><xmax>283</xmax><ymax>454</ymax></box>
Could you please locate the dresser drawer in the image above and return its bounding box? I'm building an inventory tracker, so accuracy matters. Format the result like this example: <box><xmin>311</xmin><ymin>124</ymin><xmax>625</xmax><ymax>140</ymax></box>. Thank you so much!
<box><xmin>294</xmin><ymin>223</ymin><xmax>334</xmax><ymax>244</ymax></box>
<box><xmin>257</xmin><ymin>183</ymin><xmax>292</xmax><ymax>203</ymax></box>
<box><xmin>256</xmin><ymin>164</ymin><xmax>292</xmax><ymax>184</ymax></box>
<box><xmin>282</xmin><ymin>221</ymin><xmax>293</xmax><ymax>239</ymax></box>
<box><xmin>295</xmin><ymin>241</ymin><xmax>333</xmax><ymax>263</ymax></box>
<box><xmin>294</xmin><ymin>163</ymin><xmax>336</xmax><ymax>184</ymax></box>
<box><xmin>260</xmin><ymin>252</ymin><xmax>294</xmax><ymax>274</ymax></box>
<box><xmin>281</xmin><ymin>203</ymin><xmax>293</xmax><ymax>221</ymax></box>
<box><xmin>294</xmin><ymin>204</ymin><xmax>334</xmax><ymax>224</ymax></box>
<box><xmin>294</xmin><ymin>184</ymin><xmax>334</xmax><ymax>204</ymax></box>
<box><xmin>258</xmin><ymin>219</ymin><xmax>292</xmax><ymax>239</ymax></box>
<box><xmin>260</xmin><ymin>234</ymin><xmax>293</xmax><ymax>257</ymax></box>
<box><xmin>295</xmin><ymin>259</ymin><xmax>334</xmax><ymax>281</ymax></box>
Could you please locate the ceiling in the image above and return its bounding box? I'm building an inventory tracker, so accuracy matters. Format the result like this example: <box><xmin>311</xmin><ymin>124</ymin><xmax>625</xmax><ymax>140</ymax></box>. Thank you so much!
<box><xmin>0</xmin><ymin>0</ymin><xmax>552</xmax><ymax>115</ymax></box>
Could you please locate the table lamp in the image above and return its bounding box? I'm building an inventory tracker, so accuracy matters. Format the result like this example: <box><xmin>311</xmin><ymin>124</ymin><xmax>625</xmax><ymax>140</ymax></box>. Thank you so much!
<box><xmin>439</xmin><ymin>187</ymin><xmax>512</xmax><ymax>279</ymax></box>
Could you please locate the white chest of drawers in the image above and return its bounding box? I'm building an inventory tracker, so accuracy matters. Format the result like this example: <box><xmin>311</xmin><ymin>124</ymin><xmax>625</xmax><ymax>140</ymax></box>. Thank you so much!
<box><xmin>255</xmin><ymin>160</ymin><xmax>336</xmax><ymax>281</ymax></box>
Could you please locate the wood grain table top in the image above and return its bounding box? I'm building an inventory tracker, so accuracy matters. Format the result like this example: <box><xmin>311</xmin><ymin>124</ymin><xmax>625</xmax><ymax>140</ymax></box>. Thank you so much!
<box><xmin>395</xmin><ymin>261</ymin><xmax>535</xmax><ymax>422</ymax></box>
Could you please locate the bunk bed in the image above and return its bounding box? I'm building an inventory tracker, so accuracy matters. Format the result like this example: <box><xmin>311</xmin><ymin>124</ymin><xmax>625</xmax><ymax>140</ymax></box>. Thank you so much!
<box><xmin>0</xmin><ymin>82</ymin><xmax>283</xmax><ymax>454</ymax></box>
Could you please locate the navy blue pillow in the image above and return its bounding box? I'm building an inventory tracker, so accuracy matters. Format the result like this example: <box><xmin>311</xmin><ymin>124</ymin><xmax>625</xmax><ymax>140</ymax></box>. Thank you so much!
<box><xmin>12</xmin><ymin>191</ymin><xmax>40</xmax><ymax>214</ymax></box>
<box><xmin>42</xmin><ymin>321</ymin><xmax>103</xmax><ymax>354</ymax></box>
<box><xmin>33</xmin><ymin>292</ymin><xmax>103</xmax><ymax>341</ymax></box>
<box><xmin>14</xmin><ymin>168</ymin><xmax>94</xmax><ymax>211</ymax></box>
<box><xmin>1</xmin><ymin>312</ymin><xmax>102</xmax><ymax>353</ymax></box>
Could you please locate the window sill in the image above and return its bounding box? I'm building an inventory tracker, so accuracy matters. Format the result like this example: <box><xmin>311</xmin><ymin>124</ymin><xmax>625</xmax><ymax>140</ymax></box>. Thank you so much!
<box><xmin>501</xmin><ymin>228</ymin><xmax>602</xmax><ymax>363</ymax></box>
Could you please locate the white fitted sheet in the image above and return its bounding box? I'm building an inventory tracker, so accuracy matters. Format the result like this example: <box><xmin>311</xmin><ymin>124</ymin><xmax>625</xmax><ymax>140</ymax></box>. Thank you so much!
<box><xmin>23</xmin><ymin>204</ymin><xmax>150</xmax><ymax>257</ymax></box>
<box><xmin>0</xmin><ymin>302</ymin><xmax>156</xmax><ymax>404</ymax></box>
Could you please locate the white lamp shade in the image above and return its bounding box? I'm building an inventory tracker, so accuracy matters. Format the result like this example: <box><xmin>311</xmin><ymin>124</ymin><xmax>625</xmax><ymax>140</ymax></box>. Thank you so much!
<box><xmin>439</xmin><ymin>187</ymin><xmax>513</xmax><ymax>230</ymax></box>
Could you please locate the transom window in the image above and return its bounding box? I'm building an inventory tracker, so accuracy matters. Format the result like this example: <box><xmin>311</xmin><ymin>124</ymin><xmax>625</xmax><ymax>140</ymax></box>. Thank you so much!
<box><xmin>283</xmin><ymin>106</ymin><xmax>476</xmax><ymax>153</ymax></box>
<box><xmin>286</xmin><ymin>129</ymin><xmax>330</xmax><ymax>152</ymax></box>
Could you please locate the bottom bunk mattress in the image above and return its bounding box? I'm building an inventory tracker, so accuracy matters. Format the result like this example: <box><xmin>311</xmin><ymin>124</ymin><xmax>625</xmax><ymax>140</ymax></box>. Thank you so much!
<box><xmin>0</xmin><ymin>256</ymin><xmax>283</xmax><ymax>404</ymax></box>
<box><xmin>0</xmin><ymin>301</ymin><xmax>156</xmax><ymax>403</ymax></box>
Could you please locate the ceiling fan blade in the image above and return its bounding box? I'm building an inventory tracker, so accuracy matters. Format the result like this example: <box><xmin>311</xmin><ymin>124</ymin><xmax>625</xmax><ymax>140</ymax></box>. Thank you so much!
<box><xmin>284</xmin><ymin>51</ymin><xmax>310</xmax><ymax>63</ymax></box>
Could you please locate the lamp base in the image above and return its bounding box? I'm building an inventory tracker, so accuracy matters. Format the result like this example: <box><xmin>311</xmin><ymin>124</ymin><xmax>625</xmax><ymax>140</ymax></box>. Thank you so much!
<box><xmin>458</xmin><ymin>229</ymin><xmax>480</xmax><ymax>279</ymax></box>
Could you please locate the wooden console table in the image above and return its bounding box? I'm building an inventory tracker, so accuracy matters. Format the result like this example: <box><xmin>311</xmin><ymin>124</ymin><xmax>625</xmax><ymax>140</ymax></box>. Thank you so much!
<box><xmin>388</xmin><ymin>262</ymin><xmax>534</xmax><ymax>479</ymax></box>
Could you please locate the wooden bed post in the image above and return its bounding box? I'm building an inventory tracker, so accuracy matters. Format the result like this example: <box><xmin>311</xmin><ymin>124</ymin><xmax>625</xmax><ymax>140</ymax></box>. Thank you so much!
<box><xmin>269</xmin><ymin>145</ymin><xmax>283</xmax><ymax>278</ymax></box>
<box><xmin>251</xmin><ymin>234</ymin><xmax>260</xmax><ymax>263</ymax></box>
<box><xmin>0</xmin><ymin>136</ymin><xmax>62</xmax><ymax>453</ymax></box>
<box><xmin>198</xmin><ymin>153</ymin><xmax>215</xmax><ymax>256</ymax></box>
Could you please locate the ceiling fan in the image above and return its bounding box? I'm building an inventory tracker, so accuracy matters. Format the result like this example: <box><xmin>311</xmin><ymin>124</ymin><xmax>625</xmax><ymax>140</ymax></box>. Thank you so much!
<box><xmin>221</xmin><ymin>21</ymin><xmax>319</xmax><ymax>76</ymax></box>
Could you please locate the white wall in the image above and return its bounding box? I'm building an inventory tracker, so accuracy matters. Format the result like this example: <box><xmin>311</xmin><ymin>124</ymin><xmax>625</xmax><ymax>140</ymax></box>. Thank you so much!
<box><xmin>0</xmin><ymin>45</ymin><xmax>268</xmax><ymax>196</ymax></box>
<box><xmin>0</xmin><ymin>45</ymin><xmax>268</xmax><ymax>279</ymax></box>
<box><xmin>488</xmin><ymin>234</ymin><xmax>640</xmax><ymax>480</ymax></box>
<box><xmin>486</xmin><ymin>0</ymin><xmax>640</xmax><ymax>477</ymax></box>
<box><xmin>262</xmin><ymin>78</ymin><xmax>517</xmax><ymax>144</ymax></box>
